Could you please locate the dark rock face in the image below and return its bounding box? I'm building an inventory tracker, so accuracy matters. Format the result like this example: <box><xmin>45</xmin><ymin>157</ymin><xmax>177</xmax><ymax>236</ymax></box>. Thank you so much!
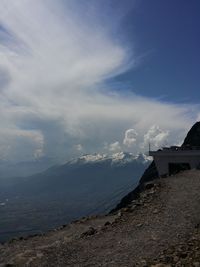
<box><xmin>182</xmin><ymin>122</ymin><xmax>200</xmax><ymax>147</ymax></box>
<box><xmin>139</xmin><ymin>161</ymin><xmax>158</xmax><ymax>185</ymax></box>
<box><xmin>112</xmin><ymin>122</ymin><xmax>200</xmax><ymax>212</ymax></box>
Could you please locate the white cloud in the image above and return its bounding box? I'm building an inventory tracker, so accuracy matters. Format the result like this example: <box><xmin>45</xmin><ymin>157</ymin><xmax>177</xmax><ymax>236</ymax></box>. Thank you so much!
<box><xmin>123</xmin><ymin>129</ymin><xmax>138</xmax><ymax>147</ymax></box>
<box><xmin>74</xmin><ymin>144</ymin><xmax>83</xmax><ymax>152</ymax></box>
<box><xmin>0</xmin><ymin>128</ymin><xmax>44</xmax><ymax>161</ymax></box>
<box><xmin>143</xmin><ymin>125</ymin><xmax>169</xmax><ymax>150</ymax></box>
<box><xmin>108</xmin><ymin>141</ymin><xmax>121</xmax><ymax>153</ymax></box>
<box><xmin>0</xmin><ymin>0</ymin><xmax>199</xmax><ymax>162</ymax></box>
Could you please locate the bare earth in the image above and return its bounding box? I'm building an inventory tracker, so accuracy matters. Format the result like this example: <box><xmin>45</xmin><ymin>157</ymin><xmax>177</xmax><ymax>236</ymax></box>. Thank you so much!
<box><xmin>0</xmin><ymin>170</ymin><xmax>200</xmax><ymax>266</ymax></box>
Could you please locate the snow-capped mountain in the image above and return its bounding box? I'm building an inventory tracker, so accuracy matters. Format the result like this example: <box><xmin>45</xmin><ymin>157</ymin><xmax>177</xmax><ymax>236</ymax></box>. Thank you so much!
<box><xmin>0</xmin><ymin>152</ymin><xmax>151</xmax><ymax>243</ymax></box>
<box><xmin>68</xmin><ymin>152</ymin><xmax>152</xmax><ymax>166</ymax></box>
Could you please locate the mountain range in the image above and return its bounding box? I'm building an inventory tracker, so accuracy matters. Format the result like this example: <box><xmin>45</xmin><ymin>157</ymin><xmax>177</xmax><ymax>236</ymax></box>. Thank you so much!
<box><xmin>0</xmin><ymin>152</ymin><xmax>151</xmax><ymax>243</ymax></box>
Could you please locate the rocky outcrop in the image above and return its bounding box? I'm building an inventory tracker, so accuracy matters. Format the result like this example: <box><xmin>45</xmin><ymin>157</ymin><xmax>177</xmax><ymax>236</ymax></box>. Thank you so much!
<box><xmin>139</xmin><ymin>160</ymin><xmax>159</xmax><ymax>185</ymax></box>
<box><xmin>182</xmin><ymin>121</ymin><xmax>200</xmax><ymax>147</ymax></box>
<box><xmin>112</xmin><ymin>122</ymin><xmax>200</xmax><ymax>212</ymax></box>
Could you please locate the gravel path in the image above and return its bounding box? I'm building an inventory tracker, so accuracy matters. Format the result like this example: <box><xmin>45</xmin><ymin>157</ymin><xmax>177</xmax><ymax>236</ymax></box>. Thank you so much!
<box><xmin>0</xmin><ymin>170</ymin><xmax>200</xmax><ymax>266</ymax></box>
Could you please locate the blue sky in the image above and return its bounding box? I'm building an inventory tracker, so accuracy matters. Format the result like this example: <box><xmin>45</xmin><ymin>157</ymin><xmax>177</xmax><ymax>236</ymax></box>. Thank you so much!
<box><xmin>112</xmin><ymin>0</ymin><xmax>200</xmax><ymax>102</ymax></box>
<box><xmin>0</xmin><ymin>0</ymin><xmax>199</xmax><ymax>162</ymax></box>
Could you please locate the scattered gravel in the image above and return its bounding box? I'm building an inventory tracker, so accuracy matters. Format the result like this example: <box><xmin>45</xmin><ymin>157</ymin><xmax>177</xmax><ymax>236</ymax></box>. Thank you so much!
<box><xmin>0</xmin><ymin>170</ymin><xmax>200</xmax><ymax>266</ymax></box>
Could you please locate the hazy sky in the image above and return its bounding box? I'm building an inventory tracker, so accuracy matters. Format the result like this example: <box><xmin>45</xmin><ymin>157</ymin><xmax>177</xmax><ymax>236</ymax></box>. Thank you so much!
<box><xmin>0</xmin><ymin>0</ymin><xmax>199</xmax><ymax>162</ymax></box>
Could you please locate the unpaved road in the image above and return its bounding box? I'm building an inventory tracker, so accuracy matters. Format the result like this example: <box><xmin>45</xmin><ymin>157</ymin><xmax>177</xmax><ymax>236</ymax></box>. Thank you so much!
<box><xmin>0</xmin><ymin>170</ymin><xmax>200</xmax><ymax>266</ymax></box>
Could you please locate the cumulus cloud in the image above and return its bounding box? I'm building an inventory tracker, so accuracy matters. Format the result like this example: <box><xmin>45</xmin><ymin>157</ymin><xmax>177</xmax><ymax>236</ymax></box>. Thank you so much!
<box><xmin>0</xmin><ymin>0</ymin><xmax>199</xmax><ymax>162</ymax></box>
<box><xmin>108</xmin><ymin>141</ymin><xmax>121</xmax><ymax>153</ymax></box>
<box><xmin>123</xmin><ymin>129</ymin><xmax>138</xmax><ymax>147</ymax></box>
<box><xmin>143</xmin><ymin>125</ymin><xmax>169</xmax><ymax>150</ymax></box>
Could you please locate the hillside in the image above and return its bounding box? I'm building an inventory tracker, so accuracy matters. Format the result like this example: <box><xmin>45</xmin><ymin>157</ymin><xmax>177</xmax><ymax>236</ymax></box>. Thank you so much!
<box><xmin>0</xmin><ymin>152</ymin><xmax>150</xmax><ymax>243</ymax></box>
<box><xmin>1</xmin><ymin>169</ymin><xmax>200</xmax><ymax>266</ymax></box>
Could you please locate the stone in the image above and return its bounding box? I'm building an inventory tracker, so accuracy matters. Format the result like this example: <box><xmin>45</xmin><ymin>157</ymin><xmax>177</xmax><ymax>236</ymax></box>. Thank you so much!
<box><xmin>136</xmin><ymin>223</ymin><xmax>143</xmax><ymax>227</ymax></box>
<box><xmin>36</xmin><ymin>252</ymin><xmax>43</xmax><ymax>258</ymax></box>
<box><xmin>122</xmin><ymin>207</ymin><xmax>129</xmax><ymax>212</ymax></box>
<box><xmin>150</xmin><ymin>264</ymin><xmax>171</xmax><ymax>267</ymax></box>
<box><xmin>117</xmin><ymin>211</ymin><xmax>121</xmax><ymax>217</ymax></box>
<box><xmin>153</xmin><ymin>209</ymin><xmax>159</xmax><ymax>214</ymax></box>
<box><xmin>104</xmin><ymin>221</ymin><xmax>111</xmax><ymax>226</ymax></box>
<box><xmin>173</xmin><ymin>256</ymin><xmax>179</xmax><ymax>263</ymax></box>
<box><xmin>140</xmin><ymin>259</ymin><xmax>148</xmax><ymax>266</ymax></box>
<box><xmin>144</xmin><ymin>182</ymin><xmax>155</xmax><ymax>190</ymax></box>
<box><xmin>179</xmin><ymin>252</ymin><xmax>187</xmax><ymax>258</ymax></box>
<box><xmin>130</xmin><ymin>204</ymin><xmax>137</xmax><ymax>210</ymax></box>
<box><xmin>80</xmin><ymin>227</ymin><xmax>97</xmax><ymax>237</ymax></box>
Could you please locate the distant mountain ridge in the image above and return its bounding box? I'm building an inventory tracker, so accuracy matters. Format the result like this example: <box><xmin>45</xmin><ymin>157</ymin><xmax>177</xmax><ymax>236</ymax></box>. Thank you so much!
<box><xmin>67</xmin><ymin>152</ymin><xmax>151</xmax><ymax>166</ymax></box>
<box><xmin>0</xmin><ymin>151</ymin><xmax>151</xmax><ymax>243</ymax></box>
<box><xmin>0</xmin><ymin>152</ymin><xmax>151</xmax><ymax>179</ymax></box>
<box><xmin>0</xmin><ymin>157</ymin><xmax>56</xmax><ymax>179</ymax></box>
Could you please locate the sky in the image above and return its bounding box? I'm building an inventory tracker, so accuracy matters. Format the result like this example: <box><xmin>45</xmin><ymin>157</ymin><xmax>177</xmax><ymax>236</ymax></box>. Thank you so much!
<box><xmin>0</xmin><ymin>0</ymin><xmax>200</xmax><ymax>163</ymax></box>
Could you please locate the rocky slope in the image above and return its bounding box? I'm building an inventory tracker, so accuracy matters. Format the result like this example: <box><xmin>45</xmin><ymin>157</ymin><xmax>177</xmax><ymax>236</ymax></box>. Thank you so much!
<box><xmin>0</xmin><ymin>169</ymin><xmax>200</xmax><ymax>266</ymax></box>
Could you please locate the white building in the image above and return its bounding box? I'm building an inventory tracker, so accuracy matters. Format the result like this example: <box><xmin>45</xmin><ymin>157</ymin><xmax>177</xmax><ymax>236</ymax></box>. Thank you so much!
<box><xmin>149</xmin><ymin>146</ymin><xmax>200</xmax><ymax>177</ymax></box>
